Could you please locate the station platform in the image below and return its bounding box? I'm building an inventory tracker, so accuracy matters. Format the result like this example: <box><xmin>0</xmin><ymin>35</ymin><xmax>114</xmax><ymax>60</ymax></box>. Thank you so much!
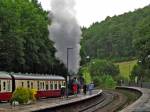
<box><xmin>0</xmin><ymin>90</ymin><xmax>102</xmax><ymax>112</ymax></box>
<box><xmin>119</xmin><ymin>86</ymin><xmax>150</xmax><ymax>112</ymax></box>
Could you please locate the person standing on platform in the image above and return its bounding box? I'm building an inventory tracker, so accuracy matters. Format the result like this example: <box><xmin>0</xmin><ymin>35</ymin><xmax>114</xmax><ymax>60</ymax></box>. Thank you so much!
<box><xmin>89</xmin><ymin>82</ymin><xmax>94</xmax><ymax>95</ymax></box>
<box><xmin>73</xmin><ymin>83</ymin><xmax>77</xmax><ymax>96</ymax></box>
<box><xmin>73</xmin><ymin>77</ymin><xmax>78</xmax><ymax>96</ymax></box>
<box><xmin>83</xmin><ymin>84</ymin><xmax>87</xmax><ymax>95</ymax></box>
<box><xmin>61</xmin><ymin>85</ymin><xmax>65</xmax><ymax>98</ymax></box>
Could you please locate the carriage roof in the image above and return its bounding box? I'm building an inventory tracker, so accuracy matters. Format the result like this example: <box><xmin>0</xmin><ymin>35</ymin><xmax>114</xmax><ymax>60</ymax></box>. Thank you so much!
<box><xmin>0</xmin><ymin>72</ymin><xmax>12</xmax><ymax>79</ymax></box>
<box><xmin>11</xmin><ymin>73</ymin><xmax>65</xmax><ymax>80</ymax></box>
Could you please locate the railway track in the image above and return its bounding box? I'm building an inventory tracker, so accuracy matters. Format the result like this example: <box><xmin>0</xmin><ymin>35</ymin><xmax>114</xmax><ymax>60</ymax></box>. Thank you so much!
<box><xmin>79</xmin><ymin>91</ymin><xmax>122</xmax><ymax>112</ymax></box>
<box><xmin>47</xmin><ymin>90</ymin><xmax>127</xmax><ymax>112</ymax></box>
<box><xmin>79</xmin><ymin>92</ymin><xmax>114</xmax><ymax>112</ymax></box>
<box><xmin>94</xmin><ymin>91</ymin><xmax>127</xmax><ymax>112</ymax></box>
<box><xmin>80</xmin><ymin>89</ymin><xmax>140</xmax><ymax>112</ymax></box>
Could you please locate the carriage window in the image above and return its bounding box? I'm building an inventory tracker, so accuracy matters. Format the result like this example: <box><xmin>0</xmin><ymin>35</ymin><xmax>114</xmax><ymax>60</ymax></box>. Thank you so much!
<box><xmin>31</xmin><ymin>82</ymin><xmax>33</xmax><ymax>89</ymax></box>
<box><xmin>27</xmin><ymin>81</ymin><xmax>30</xmax><ymax>88</ymax></box>
<box><xmin>59</xmin><ymin>84</ymin><xmax>61</xmax><ymax>89</ymax></box>
<box><xmin>46</xmin><ymin>84</ymin><xmax>48</xmax><ymax>90</ymax></box>
<box><xmin>7</xmin><ymin>80</ymin><xmax>10</xmax><ymax>91</ymax></box>
<box><xmin>0</xmin><ymin>80</ymin><xmax>1</xmax><ymax>91</ymax></box>
<box><xmin>54</xmin><ymin>82</ymin><xmax>57</xmax><ymax>90</ymax></box>
<box><xmin>63</xmin><ymin>82</ymin><xmax>66</xmax><ymax>86</ymax></box>
<box><xmin>21</xmin><ymin>82</ymin><xmax>24</xmax><ymax>87</ymax></box>
<box><xmin>50</xmin><ymin>82</ymin><xmax>53</xmax><ymax>90</ymax></box>
<box><xmin>40</xmin><ymin>82</ymin><xmax>42</xmax><ymax>90</ymax></box>
<box><xmin>51</xmin><ymin>83</ymin><xmax>53</xmax><ymax>90</ymax></box>
<box><xmin>3</xmin><ymin>81</ymin><xmax>6</xmax><ymax>90</ymax></box>
<box><xmin>43</xmin><ymin>82</ymin><xmax>44</xmax><ymax>89</ymax></box>
<box><xmin>46</xmin><ymin>81</ymin><xmax>48</xmax><ymax>90</ymax></box>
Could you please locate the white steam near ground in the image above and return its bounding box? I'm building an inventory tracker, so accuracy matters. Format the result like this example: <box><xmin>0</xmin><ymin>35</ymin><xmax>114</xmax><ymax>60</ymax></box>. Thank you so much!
<box><xmin>48</xmin><ymin>0</ymin><xmax>82</xmax><ymax>74</ymax></box>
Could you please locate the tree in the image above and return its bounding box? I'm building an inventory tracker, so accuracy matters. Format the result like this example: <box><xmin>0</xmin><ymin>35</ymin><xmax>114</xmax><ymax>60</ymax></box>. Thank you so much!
<box><xmin>80</xmin><ymin>67</ymin><xmax>92</xmax><ymax>84</ymax></box>
<box><xmin>131</xmin><ymin>65</ymin><xmax>143</xmax><ymax>82</ymax></box>
<box><xmin>80</xmin><ymin>5</ymin><xmax>150</xmax><ymax>63</ymax></box>
<box><xmin>88</xmin><ymin>59</ymin><xmax>119</xmax><ymax>77</ymax></box>
<box><xmin>0</xmin><ymin>0</ymin><xmax>66</xmax><ymax>74</ymax></box>
<box><xmin>79</xmin><ymin>59</ymin><xmax>119</xmax><ymax>87</ymax></box>
<box><xmin>93</xmin><ymin>75</ymin><xmax>117</xmax><ymax>89</ymax></box>
<box><xmin>134</xmin><ymin>38</ymin><xmax>150</xmax><ymax>68</ymax></box>
<box><xmin>133</xmin><ymin>37</ymin><xmax>150</xmax><ymax>81</ymax></box>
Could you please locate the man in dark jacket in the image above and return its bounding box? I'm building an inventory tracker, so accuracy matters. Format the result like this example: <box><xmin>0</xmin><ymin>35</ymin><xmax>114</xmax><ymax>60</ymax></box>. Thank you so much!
<box><xmin>83</xmin><ymin>84</ymin><xmax>87</xmax><ymax>95</ymax></box>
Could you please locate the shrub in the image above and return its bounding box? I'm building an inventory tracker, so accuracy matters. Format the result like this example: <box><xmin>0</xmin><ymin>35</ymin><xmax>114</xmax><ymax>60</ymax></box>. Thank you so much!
<box><xmin>80</xmin><ymin>67</ymin><xmax>92</xmax><ymax>84</ymax></box>
<box><xmin>93</xmin><ymin>75</ymin><xmax>117</xmax><ymax>89</ymax></box>
<box><xmin>11</xmin><ymin>87</ymin><xmax>36</xmax><ymax>104</ymax></box>
<box><xmin>28</xmin><ymin>88</ymin><xmax>36</xmax><ymax>102</ymax></box>
<box><xmin>88</xmin><ymin>59</ymin><xmax>120</xmax><ymax>77</ymax></box>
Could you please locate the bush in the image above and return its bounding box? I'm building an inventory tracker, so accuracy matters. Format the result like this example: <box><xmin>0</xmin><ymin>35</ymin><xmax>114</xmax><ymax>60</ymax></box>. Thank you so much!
<box><xmin>28</xmin><ymin>88</ymin><xmax>36</xmax><ymax>102</ymax></box>
<box><xmin>88</xmin><ymin>59</ymin><xmax>120</xmax><ymax>77</ymax></box>
<box><xmin>10</xmin><ymin>87</ymin><xmax>36</xmax><ymax>104</ymax></box>
<box><xmin>93</xmin><ymin>75</ymin><xmax>117</xmax><ymax>89</ymax></box>
<box><xmin>80</xmin><ymin>67</ymin><xmax>92</xmax><ymax>84</ymax></box>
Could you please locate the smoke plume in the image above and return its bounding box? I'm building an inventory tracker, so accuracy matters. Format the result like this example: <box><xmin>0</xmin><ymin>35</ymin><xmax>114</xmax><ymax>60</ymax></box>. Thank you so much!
<box><xmin>48</xmin><ymin>0</ymin><xmax>82</xmax><ymax>74</ymax></box>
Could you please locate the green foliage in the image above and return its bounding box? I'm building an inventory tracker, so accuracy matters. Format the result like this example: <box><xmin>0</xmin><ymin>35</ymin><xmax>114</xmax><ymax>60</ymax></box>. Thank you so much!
<box><xmin>80</xmin><ymin>67</ymin><xmax>92</xmax><ymax>84</ymax></box>
<box><xmin>93</xmin><ymin>75</ymin><xmax>117</xmax><ymax>89</ymax></box>
<box><xmin>115</xmin><ymin>60</ymin><xmax>137</xmax><ymax>80</ymax></box>
<box><xmin>11</xmin><ymin>87</ymin><xmax>35</xmax><ymax>104</ymax></box>
<box><xmin>131</xmin><ymin>64</ymin><xmax>150</xmax><ymax>81</ymax></box>
<box><xmin>81</xmin><ymin>5</ymin><xmax>150</xmax><ymax>64</ymax></box>
<box><xmin>80</xmin><ymin>4</ymin><xmax>150</xmax><ymax>81</ymax></box>
<box><xmin>0</xmin><ymin>0</ymin><xmax>67</xmax><ymax>75</ymax></box>
<box><xmin>133</xmin><ymin>21</ymin><xmax>150</xmax><ymax>80</ymax></box>
<box><xmin>114</xmin><ymin>75</ymin><xmax>125</xmax><ymax>83</ymax></box>
<box><xmin>80</xmin><ymin>59</ymin><xmax>118</xmax><ymax>88</ymax></box>
<box><xmin>28</xmin><ymin>88</ymin><xmax>36</xmax><ymax>102</ymax></box>
<box><xmin>88</xmin><ymin>59</ymin><xmax>120</xmax><ymax>77</ymax></box>
<box><xmin>134</xmin><ymin>37</ymin><xmax>150</xmax><ymax>69</ymax></box>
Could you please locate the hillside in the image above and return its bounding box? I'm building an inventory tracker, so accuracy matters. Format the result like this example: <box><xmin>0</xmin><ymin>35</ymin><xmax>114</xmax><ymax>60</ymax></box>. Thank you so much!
<box><xmin>116</xmin><ymin>60</ymin><xmax>137</xmax><ymax>80</ymax></box>
<box><xmin>81</xmin><ymin>5</ymin><xmax>150</xmax><ymax>63</ymax></box>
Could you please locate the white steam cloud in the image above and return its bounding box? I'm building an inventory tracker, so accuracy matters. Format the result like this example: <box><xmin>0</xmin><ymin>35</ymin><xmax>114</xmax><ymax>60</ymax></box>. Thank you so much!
<box><xmin>48</xmin><ymin>0</ymin><xmax>82</xmax><ymax>74</ymax></box>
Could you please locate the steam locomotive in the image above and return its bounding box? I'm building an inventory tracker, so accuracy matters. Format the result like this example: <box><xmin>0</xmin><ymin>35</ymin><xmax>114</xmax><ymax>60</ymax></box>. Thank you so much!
<box><xmin>0</xmin><ymin>71</ymin><xmax>65</xmax><ymax>101</ymax></box>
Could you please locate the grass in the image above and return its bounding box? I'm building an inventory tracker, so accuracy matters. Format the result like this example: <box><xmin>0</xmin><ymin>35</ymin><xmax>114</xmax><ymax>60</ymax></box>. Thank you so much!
<box><xmin>115</xmin><ymin>60</ymin><xmax>137</xmax><ymax>80</ymax></box>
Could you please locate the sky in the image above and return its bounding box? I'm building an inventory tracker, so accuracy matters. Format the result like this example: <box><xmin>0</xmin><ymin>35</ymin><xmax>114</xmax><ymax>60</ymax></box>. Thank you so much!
<box><xmin>38</xmin><ymin>0</ymin><xmax>150</xmax><ymax>27</ymax></box>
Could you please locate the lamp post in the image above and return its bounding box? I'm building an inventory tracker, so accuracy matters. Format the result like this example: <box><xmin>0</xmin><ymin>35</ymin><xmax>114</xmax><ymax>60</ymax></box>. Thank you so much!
<box><xmin>84</xmin><ymin>56</ymin><xmax>90</xmax><ymax>84</ymax></box>
<box><xmin>92</xmin><ymin>61</ymin><xmax>95</xmax><ymax>64</ymax></box>
<box><xmin>86</xmin><ymin>56</ymin><xmax>90</xmax><ymax>67</ymax></box>
<box><xmin>148</xmin><ymin>55</ymin><xmax>150</xmax><ymax>68</ymax></box>
<box><xmin>66</xmin><ymin>48</ymin><xmax>73</xmax><ymax>98</ymax></box>
<box><xmin>138</xmin><ymin>60</ymin><xmax>143</xmax><ymax>87</ymax></box>
<box><xmin>86</xmin><ymin>56</ymin><xmax>90</xmax><ymax>61</ymax></box>
<box><xmin>128</xmin><ymin>62</ymin><xmax>131</xmax><ymax>86</ymax></box>
<box><xmin>129</xmin><ymin>62</ymin><xmax>130</xmax><ymax>76</ymax></box>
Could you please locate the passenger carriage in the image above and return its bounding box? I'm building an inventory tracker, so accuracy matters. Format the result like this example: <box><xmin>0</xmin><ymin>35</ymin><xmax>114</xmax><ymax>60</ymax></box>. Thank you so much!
<box><xmin>0</xmin><ymin>72</ymin><xmax>12</xmax><ymax>101</ymax></box>
<box><xmin>11</xmin><ymin>73</ymin><xmax>65</xmax><ymax>98</ymax></box>
<box><xmin>0</xmin><ymin>72</ymin><xmax>65</xmax><ymax>101</ymax></box>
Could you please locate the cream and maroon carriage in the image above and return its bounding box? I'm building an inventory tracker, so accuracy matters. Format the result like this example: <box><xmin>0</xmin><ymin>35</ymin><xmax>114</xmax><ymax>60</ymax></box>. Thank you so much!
<box><xmin>0</xmin><ymin>72</ymin><xmax>12</xmax><ymax>101</ymax></box>
<box><xmin>11</xmin><ymin>73</ymin><xmax>65</xmax><ymax>98</ymax></box>
<box><xmin>0</xmin><ymin>72</ymin><xmax>65</xmax><ymax>101</ymax></box>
